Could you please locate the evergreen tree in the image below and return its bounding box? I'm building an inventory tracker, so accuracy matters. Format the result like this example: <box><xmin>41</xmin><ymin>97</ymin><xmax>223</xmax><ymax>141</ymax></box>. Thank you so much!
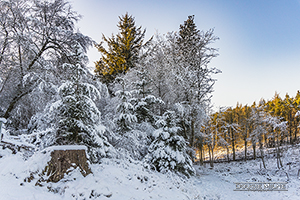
<box><xmin>132</xmin><ymin>69</ymin><xmax>164</xmax><ymax>124</ymax></box>
<box><xmin>114</xmin><ymin>77</ymin><xmax>137</xmax><ymax>132</ymax></box>
<box><xmin>145</xmin><ymin>110</ymin><xmax>195</xmax><ymax>177</ymax></box>
<box><xmin>113</xmin><ymin>76</ymin><xmax>152</xmax><ymax>160</ymax></box>
<box><xmin>95</xmin><ymin>13</ymin><xmax>148</xmax><ymax>85</ymax></box>
<box><xmin>29</xmin><ymin>43</ymin><xmax>113</xmax><ymax>162</ymax></box>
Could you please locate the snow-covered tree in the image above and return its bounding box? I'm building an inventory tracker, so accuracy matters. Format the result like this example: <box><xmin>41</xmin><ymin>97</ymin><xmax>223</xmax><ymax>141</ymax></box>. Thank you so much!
<box><xmin>0</xmin><ymin>117</ymin><xmax>7</xmax><ymax>141</ymax></box>
<box><xmin>116</xmin><ymin>68</ymin><xmax>165</xmax><ymax>160</ymax></box>
<box><xmin>114</xmin><ymin>77</ymin><xmax>137</xmax><ymax>132</ymax></box>
<box><xmin>29</xmin><ymin>43</ymin><xmax>113</xmax><ymax>162</ymax></box>
<box><xmin>250</xmin><ymin>106</ymin><xmax>268</xmax><ymax>168</ymax></box>
<box><xmin>0</xmin><ymin>0</ymin><xmax>92</xmax><ymax>130</ymax></box>
<box><xmin>170</xmin><ymin>15</ymin><xmax>220</xmax><ymax>156</ymax></box>
<box><xmin>204</xmin><ymin>108</ymin><xmax>226</xmax><ymax>168</ymax></box>
<box><xmin>145</xmin><ymin>110</ymin><xmax>195</xmax><ymax>177</ymax></box>
<box><xmin>132</xmin><ymin>69</ymin><xmax>164</xmax><ymax>124</ymax></box>
<box><xmin>110</xmin><ymin>77</ymin><xmax>146</xmax><ymax>160</ymax></box>
<box><xmin>128</xmin><ymin>16</ymin><xmax>220</xmax><ymax>164</ymax></box>
<box><xmin>265</xmin><ymin>113</ymin><xmax>288</xmax><ymax>169</ymax></box>
<box><xmin>138</xmin><ymin>33</ymin><xmax>175</xmax><ymax>115</ymax></box>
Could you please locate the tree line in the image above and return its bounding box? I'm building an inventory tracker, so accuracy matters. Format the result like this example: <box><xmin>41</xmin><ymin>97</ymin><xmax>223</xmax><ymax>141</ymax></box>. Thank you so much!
<box><xmin>200</xmin><ymin>92</ymin><xmax>300</xmax><ymax>169</ymax></box>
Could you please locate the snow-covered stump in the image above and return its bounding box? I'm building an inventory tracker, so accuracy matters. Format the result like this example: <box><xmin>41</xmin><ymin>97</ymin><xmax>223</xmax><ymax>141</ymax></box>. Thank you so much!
<box><xmin>40</xmin><ymin>146</ymin><xmax>91</xmax><ymax>183</ymax></box>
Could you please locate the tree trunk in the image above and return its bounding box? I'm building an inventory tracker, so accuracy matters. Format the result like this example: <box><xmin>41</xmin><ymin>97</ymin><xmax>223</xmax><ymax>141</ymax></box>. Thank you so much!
<box><xmin>0</xmin><ymin>28</ymin><xmax>9</xmax><ymax>65</ymax></box>
<box><xmin>190</xmin><ymin>119</ymin><xmax>195</xmax><ymax>162</ymax></box>
<box><xmin>226</xmin><ymin>146</ymin><xmax>230</xmax><ymax>163</ymax></box>
<box><xmin>202</xmin><ymin>146</ymin><xmax>205</xmax><ymax>164</ymax></box>
<box><xmin>259</xmin><ymin>139</ymin><xmax>266</xmax><ymax>169</ymax></box>
<box><xmin>232</xmin><ymin>140</ymin><xmax>236</xmax><ymax>161</ymax></box>
<box><xmin>3</xmin><ymin>88</ymin><xmax>32</xmax><ymax>119</ymax></box>
<box><xmin>198</xmin><ymin>147</ymin><xmax>203</xmax><ymax>166</ymax></box>
<box><xmin>3</xmin><ymin>79</ymin><xmax>38</xmax><ymax>119</ymax></box>
<box><xmin>209</xmin><ymin>145</ymin><xmax>214</xmax><ymax>168</ymax></box>
<box><xmin>181</xmin><ymin>120</ymin><xmax>188</xmax><ymax>140</ymax></box>
<box><xmin>289</xmin><ymin>121</ymin><xmax>293</xmax><ymax>144</ymax></box>
<box><xmin>40</xmin><ymin>147</ymin><xmax>91</xmax><ymax>183</ymax></box>
<box><xmin>294</xmin><ymin>123</ymin><xmax>298</xmax><ymax>144</ymax></box>
<box><xmin>244</xmin><ymin>136</ymin><xmax>247</xmax><ymax>161</ymax></box>
<box><xmin>198</xmin><ymin>139</ymin><xmax>203</xmax><ymax>166</ymax></box>
<box><xmin>230</xmin><ymin>128</ymin><xmax>236</xmax><ymax>161</ymax></box>
<box><xmin>276</xmin><ymin>146</ymin><xmax>283</xmax><ymax>169</ymax></box>
<box><xmin>252</xmin><ymin>143</ymin><xmax>256</xmax><ymax>160</ymax></box>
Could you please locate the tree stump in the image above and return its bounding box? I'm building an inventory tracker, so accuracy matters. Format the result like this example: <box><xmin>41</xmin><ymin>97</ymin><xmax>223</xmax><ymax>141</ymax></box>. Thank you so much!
<box><xmin>42</xmin><ymin>146</ymin><xmax>92</xmax><ymax>183</ymax></box>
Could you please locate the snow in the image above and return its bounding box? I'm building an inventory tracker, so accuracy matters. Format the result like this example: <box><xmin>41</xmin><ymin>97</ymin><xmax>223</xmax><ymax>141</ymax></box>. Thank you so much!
<box><xmin>0</xmin><ymin>118</ymin><xmax>7</xmax><ymax>123</ymax></box>
<box><xmin>81</xmin><ymin>82</ymin><xmax>101</xmax><ymax>101</ymax></box>
<box><xmin>1</xmin><ymin>138</ymin><xmax>36</xmax><ymax>149</ymax></box>
<box><xmin>295</xmin><ymin>111</ymin><xmax>300</xmax><ymax>117</ymax></box>
<box><xmin>1</xmin><ymin>146</ymin><xmax>300</xmax><ymax>199</ymax></box>
<box><xmin>42</xmin><ymin>145</ymin><xmax>88</xmax><ymax>151</ymax></box>
<box><xmin>152</xmin><ymin>128</ymin><xmax>161</xmax><ymax>138</ymax></box>
<box><xmin>49</xmin><ymin>100</ymin><xmax>62</xmax><ymax>112</ymax></box>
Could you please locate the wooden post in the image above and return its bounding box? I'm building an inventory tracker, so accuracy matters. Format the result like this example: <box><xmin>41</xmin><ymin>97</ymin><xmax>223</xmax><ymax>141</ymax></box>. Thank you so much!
<box><xmin>0</xmin><ymin>118</ymin><xmax>7</xmax><ymax>142</ymax></box>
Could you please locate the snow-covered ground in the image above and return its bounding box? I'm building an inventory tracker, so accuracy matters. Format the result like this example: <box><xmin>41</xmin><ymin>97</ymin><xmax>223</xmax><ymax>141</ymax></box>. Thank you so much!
<box><xmin>0</xmin><ymin>125</ymin><xmax>299</xmax><ymax>200</ymax></box>
<box><xmin>0</xmin><ymin>144</ymin><xmax>300</xmax><ymax>200</ymax></box>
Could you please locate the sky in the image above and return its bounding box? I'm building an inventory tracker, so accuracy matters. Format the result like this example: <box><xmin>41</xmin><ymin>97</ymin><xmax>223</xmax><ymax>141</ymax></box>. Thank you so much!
<box><xmin>71</xmin><ymin>0</ymin><xmax>300</xmax><ymax>109</ymax></box>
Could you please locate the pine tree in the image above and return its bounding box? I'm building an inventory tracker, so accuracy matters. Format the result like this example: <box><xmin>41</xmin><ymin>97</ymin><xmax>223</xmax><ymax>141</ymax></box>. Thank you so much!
<box><xmin>176</xmin><ymin>15</ymin><xmax>200</xmax><ymax>69</ymax></box>
<box><xmin>132</xmin><ymin>69</ymin><xmax>163</xmax><ymax>124</ymax></box>
<box><xmin>29</xmin><ymin>43</ymin><xmax>113</xmax><ymax>162</ymax></box>
<box><xmin>114</xmin><ymin>77</ymin><xmax>137</xmax><ymax>132</ymax></box>
<box><xmin>113</xmin><ymin>76</ymin><xmax>151</xmax><ymax>160</ymax></box>
<box><xmin>145</xmin><ymin>110</ymin><xmax>195</xmax><ymax>177</ymax></box>
<box><xmin>95</xmin><ymin>13</ymin><xmax>148</xmax><ymax>85</ymax></box>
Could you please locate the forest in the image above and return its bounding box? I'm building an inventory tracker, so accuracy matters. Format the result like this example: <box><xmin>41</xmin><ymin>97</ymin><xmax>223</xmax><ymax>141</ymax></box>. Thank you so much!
<box><xmin>0</xmin><ymin>1</ymin><xmax>300</xmax><ymax>198</ymax></box>
<box><xmin>200</xmin><ymin>92</ymin><xmax>300</xmax><ymax>168</ymax></box>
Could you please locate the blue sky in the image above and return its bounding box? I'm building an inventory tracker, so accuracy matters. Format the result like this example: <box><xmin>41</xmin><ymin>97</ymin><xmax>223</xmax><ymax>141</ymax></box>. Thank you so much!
<box><xmin>71</xmin><ymin>0</ymin><xmax>300</xmax><ymax>108</ymax></box>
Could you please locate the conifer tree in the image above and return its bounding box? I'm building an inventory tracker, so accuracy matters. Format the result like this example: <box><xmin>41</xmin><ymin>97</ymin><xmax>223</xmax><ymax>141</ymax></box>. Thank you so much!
<box><xmin>95</xmin><ymin>13</ymin><xmax>148</xmax><ymax>85</ymax></box>
<box><xmin>29</xmin><ymin>43</ymin><xmax>113</xmax><ymax>162</ymax></box>
<box><xmin>113</xmin><ymin>76</ymin><xmax>151</xmax><ymax>160</ymax></box>
<box><xmin>132</xmin><ymin>69</ymin><xmax>163</xmax><ymax>124</ymax></box>
<box><xmin>114</xmin><ymin>77</ymin><xmax>137</xmax><ymax>132</ymax></box>
<box><xmin>145</xmin><ymin>110</ymin><xmax>195</xmax><ymax>177</ymax></box>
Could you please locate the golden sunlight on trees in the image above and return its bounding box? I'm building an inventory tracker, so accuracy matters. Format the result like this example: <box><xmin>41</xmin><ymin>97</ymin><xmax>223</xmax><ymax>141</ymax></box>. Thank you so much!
<box><xmin>197</xmin><ymin>91</ymin><xmax>300</xmax><ymax>168</ymax></box>
<box><xmin>95</xmin><ymin>13</ymin><xmax>149</xmax><ymax>87</ymax></box>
